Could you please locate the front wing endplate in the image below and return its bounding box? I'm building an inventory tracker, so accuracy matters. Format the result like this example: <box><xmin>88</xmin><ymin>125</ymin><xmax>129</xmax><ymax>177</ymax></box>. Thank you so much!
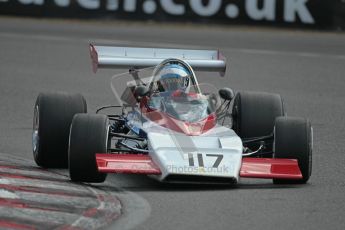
<box><xmin>240</xmin><ymin>158</ymin><xmax>303</xmax><ymax>179</ymax></box>
<box><xmin>96</xmin><ymin>153</ymin><xmax>161</xmax><ymax>174</ymax></box>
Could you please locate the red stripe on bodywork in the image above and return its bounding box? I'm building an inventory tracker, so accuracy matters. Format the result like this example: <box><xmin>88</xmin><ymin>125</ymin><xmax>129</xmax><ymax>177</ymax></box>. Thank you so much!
<box><xmin>240</xmin><ymin>158</ymin><xmax>303</xmax><ymax>179</ymax></box>
<box><xmin>96</xmin><ymin>154</ymin><xmax>161</xmax><ymax>174</ymax></box>
<box><xmin>140</xmin><ymin>96</ymin><xmax>216</xmax><ymax>136</ymax></box>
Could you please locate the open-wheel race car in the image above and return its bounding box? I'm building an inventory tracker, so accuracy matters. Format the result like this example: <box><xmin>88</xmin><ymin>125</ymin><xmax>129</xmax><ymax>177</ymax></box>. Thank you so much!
<box><xmin>32</xmin><ymin>45</ymin><xmax>312</xmax><ymax>184</ymax></box>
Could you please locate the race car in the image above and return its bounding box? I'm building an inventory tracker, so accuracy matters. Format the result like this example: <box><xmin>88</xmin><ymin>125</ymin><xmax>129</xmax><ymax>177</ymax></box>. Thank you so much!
<box><xmin>32</xmin><ymin>45</ymin><xmax>312</xmax><ymax>184</ymax></box>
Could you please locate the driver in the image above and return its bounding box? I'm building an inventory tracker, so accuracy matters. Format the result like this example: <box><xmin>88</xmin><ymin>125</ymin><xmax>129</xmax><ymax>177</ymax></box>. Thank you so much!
<box><xmin>144</xmin><ymin>59</ymin><xmax>215</xmax><ymax>123</ymax></box>
<box><xmin>148</xmin><ymin>60</ymin><xmax>201</xmax><ymax>110</ymax></box>
<box><xmin>155</xmin><ymin>63</ymin><xmax>191</xmax><ymax>96</ymax></box>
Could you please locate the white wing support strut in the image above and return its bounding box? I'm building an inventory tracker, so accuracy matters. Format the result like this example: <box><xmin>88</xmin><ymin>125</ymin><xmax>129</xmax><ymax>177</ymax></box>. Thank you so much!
<box><xmin>89</xmin><ymin>44</ymin><xmax>227</xmax><ymax>76</ymax></box>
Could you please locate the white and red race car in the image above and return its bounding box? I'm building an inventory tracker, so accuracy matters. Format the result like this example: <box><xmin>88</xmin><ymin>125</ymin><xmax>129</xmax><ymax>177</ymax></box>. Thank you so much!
<box><xmin>33</xmin><ymin>45</ymin><xmax>312</xmax><ymax>184</ymax></box>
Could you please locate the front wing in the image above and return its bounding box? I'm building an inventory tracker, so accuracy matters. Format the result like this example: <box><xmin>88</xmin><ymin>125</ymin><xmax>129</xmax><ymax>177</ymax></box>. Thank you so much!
<box><xmin>96</xmin><ymin>154</ymin><xmax>302</xmax><ymax>181</ymax></box>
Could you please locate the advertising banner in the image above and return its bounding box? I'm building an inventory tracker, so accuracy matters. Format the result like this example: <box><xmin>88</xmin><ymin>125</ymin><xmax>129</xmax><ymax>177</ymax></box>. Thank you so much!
<box><xmin>0</xmin><ymin>0</ymin><xmax>343</xmax><ymax>30</ymax></box>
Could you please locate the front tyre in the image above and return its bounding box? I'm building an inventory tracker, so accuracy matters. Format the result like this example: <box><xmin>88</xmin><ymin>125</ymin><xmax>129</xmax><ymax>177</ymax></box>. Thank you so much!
<box><xmin>273</xmin><ymin>117</ymin><xmax>313</xmax><ymax>184</ymax></box>
<box><xmin>68</xmin><ymin>114</ymin><xmax>109</xmax><ymax>183</ymax></box>
<box><xmin>232</xmin><ymin>91</ymin><xmax>285</xmax><ymax>152</ymax></box>
<box><xmin>33</xmin><ymin>92</ymin><xmax>87</xmax><ymax>168</ymax></box>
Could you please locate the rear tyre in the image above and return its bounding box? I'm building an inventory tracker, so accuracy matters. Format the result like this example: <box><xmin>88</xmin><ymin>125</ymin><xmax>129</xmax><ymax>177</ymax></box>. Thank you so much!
<box><xmin>33</xmin><ymin>92</ymin><xmax>87</xmax><ymax>168</ymax></box>
<box><xmin>232</xmin><ymin>91</ymin><xmax>285</xmax><ymax>150</ymax></box>
<box><xmin>69</xmin><ymin>114</ymin><xmax>109</xmax><ymax>183</ymax></box>
<box><xmin>273</xmin><ymin>117</ymin><xmax>313</xmax><ymax>184</ymax></box>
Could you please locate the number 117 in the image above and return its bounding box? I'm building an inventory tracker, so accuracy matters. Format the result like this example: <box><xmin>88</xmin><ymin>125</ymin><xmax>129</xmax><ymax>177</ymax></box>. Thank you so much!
<box><xmin>187</xmin><ymin>153</ymin><xmax>223</xmax><ymax>168</ymax></box>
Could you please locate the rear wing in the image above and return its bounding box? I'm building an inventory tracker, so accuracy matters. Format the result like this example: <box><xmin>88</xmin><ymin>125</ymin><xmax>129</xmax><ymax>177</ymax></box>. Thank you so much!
<box><xmin>89</xmin><ymin>44</ymin><xmax>227</xmax><ymax>76</ymax></box>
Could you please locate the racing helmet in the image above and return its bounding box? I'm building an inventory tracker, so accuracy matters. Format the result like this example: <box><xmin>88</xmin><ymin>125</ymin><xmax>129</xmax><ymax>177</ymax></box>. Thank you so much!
<box><xmin>153</xmin><ymin>59</ymin><xmax>194</xmax><ymax>93</ymax></box>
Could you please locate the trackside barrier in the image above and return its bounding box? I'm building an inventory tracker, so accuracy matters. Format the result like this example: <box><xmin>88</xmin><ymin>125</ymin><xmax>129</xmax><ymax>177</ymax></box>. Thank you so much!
<box><xmin>0</xmin><ymin>0</ymin><xmax>344</xmax><ymax>30</ymax></box>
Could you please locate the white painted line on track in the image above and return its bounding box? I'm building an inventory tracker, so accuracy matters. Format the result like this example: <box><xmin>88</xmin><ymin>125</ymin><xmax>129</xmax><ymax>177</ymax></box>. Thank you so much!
<box><xmin>0</xmin><ymin>189</ymin><xmax>19</xmax><ymax>199</ymax></box>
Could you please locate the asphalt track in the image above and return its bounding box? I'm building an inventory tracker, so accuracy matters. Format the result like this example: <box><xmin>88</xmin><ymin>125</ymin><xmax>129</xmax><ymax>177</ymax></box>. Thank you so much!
<box><xmin>0</xmin><ymin>17</ymin><xmax>345</xmax><ymax>230</ymax></box>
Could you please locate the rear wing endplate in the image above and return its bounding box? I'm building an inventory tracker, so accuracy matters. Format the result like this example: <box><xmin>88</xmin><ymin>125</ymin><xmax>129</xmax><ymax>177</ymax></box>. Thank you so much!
<box><xmin>90</xmin><ymin>44</ymin><xmax>227</xmax><ymax>76</ymax></box>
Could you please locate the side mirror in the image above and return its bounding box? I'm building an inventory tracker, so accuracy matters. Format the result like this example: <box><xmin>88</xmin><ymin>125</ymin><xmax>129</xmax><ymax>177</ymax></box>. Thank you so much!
<box><xmin>134</xmin><ymin>85</ymin><xmax>149</xmax><ymax>98</ymax></box>
<box><xmin>219</xmin><ymin>88</ymin><xmax>234</xmax><ymax>101</ymax></box>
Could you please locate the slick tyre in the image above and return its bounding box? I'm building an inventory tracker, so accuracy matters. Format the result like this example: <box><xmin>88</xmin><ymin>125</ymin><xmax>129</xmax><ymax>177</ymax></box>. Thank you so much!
<box><xmin>273</xmin><ymin>117</ymin><xmax>313</xmax><ymax>184</ymax></box>
<box><xmin>68</xmin><ymin>114</ymin><xmax>109</xmax><ymax>183</ymax></box>
<box><xmin>33</xmin><ymin>92</ymin><xmax>87</xmax><ymax>168</ymax></box>
<box><xmin>232</xmin><ymin>91</ymin><xmax>285</xmax><ymax>151</ymax></box>
<box><xmin>232</xmin><ymin>91</ymin><xmax>285</xmax><ymax>138</ymax></box>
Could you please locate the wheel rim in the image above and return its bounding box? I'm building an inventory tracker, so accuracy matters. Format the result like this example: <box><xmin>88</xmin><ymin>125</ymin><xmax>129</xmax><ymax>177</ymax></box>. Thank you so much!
<box><xmin>32</xmin><ymin>105</ymin><xmax>40</xmax><ymax>154</ymax></box>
